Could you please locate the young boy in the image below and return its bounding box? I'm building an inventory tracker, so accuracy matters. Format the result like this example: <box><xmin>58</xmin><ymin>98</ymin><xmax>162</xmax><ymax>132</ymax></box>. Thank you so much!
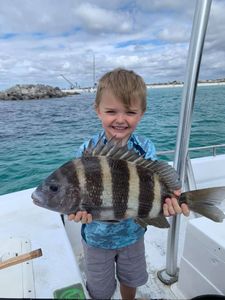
<box><xmin>69</xmin><ymin>68</ymin><xmax>189</xmax><ymax>300</ymax></box>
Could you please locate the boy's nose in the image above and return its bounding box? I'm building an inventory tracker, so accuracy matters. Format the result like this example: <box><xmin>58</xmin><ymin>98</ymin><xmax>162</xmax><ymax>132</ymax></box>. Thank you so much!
<box><xmin>116</xmin><ymin>113</ymin><xmax>125</xmax><ymax>123</ymax></box>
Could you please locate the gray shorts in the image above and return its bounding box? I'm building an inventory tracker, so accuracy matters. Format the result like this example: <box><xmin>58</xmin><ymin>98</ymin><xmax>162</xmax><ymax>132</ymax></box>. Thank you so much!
<box><xmin>82</xmin><ymin>237</ymin><xmax>148</xmax><ymax>299</ymax></box>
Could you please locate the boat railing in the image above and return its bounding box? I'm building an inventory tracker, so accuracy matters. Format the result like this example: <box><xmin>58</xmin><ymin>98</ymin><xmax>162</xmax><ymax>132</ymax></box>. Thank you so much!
<box><xmin>157</xmin><ymin>0</ymin><xmax>213</xmax><ymax>285</ymax></box>
<box><xmin>157</xmin><ymin>143</ymin><xmax>225</xmax><ymax>158</ymax></box>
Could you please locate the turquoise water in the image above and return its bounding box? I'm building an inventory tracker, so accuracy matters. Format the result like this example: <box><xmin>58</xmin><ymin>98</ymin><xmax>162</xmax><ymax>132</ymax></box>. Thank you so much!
<box><xmin>0</xmin><ymin>85</ymin><xmax>224</xmax><ymax>196</ymax></box>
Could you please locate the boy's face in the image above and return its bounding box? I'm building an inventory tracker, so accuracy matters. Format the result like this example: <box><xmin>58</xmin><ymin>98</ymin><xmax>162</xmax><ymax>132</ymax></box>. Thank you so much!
<box><xmin>96</xmin><ymin>89</ymin><xmax>144</xmax><ymax>143</ymax></box>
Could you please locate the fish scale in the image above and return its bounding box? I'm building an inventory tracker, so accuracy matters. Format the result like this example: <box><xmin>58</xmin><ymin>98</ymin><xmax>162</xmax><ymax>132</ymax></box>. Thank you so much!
<box><xmin>107</xmin><ymin>158</ymin><xmax>129</xmax><ymax>219</ymax></box>
<box><xmin>81</xmin><ymin>156</ymin><xmax>103</xmax><ymax>209</ymax></box>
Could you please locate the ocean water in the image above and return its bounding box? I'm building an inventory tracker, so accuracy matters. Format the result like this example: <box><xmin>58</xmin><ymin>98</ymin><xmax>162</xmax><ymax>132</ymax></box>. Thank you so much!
<box><xmin>0</xmin><ymin>85</ymin><xmax>224</xmax><ymax>196</ymax></box>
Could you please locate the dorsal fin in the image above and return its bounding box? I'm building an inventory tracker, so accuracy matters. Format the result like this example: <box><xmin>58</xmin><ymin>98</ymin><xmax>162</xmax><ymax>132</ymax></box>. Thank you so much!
<box><xmin>83</xmin><ymin>136</ymin><xmax>181</xmax><ymax>191</ymax></box>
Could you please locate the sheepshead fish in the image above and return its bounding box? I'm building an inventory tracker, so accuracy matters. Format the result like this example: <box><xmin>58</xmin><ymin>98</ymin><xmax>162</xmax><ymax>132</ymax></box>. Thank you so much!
<box><xmin>32</xmin><ymin>137</ymin><xmax>225</xmax><ymax>228</ymax></box>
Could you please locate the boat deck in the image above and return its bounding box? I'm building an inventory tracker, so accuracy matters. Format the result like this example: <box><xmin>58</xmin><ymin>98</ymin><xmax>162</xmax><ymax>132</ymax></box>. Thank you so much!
<box><xmin>0</xmin><ymin>188</ymin><xmax>87</xmax><ymax>299</ymax></box>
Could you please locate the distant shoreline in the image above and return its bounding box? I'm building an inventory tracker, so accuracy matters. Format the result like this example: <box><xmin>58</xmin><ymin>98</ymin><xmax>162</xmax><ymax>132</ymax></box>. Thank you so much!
<box><xmin>147</xmin><ymin>81</ymin><xmax>225</xmax><ymax>89</ymax></box>
<box><xmin>1</xmin><ymin>81</ymin><xmax>224</xmax><ymax>98</ymax></box>
<box><xmin>62</xmin><ymin>81</ymin><xmax>225</xmax><ymax>93</ymax></box>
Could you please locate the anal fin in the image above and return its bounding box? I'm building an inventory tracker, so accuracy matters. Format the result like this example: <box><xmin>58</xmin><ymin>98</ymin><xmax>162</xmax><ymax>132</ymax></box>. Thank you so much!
<box><xmin>135</xmin><ymin>215</ymin><xmax>170</xmax><ymax>228</ymax></box>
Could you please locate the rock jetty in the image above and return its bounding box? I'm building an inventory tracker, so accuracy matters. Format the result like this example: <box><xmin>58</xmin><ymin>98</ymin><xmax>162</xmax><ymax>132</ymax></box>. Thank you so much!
<box><xmin>0</xmin><ymin>84</ymin><xmax>79</xmax><ymax>100</ymax></box>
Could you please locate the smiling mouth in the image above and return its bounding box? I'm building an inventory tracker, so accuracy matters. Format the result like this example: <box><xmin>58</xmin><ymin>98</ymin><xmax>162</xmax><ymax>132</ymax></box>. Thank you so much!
<box><xmin>112</xmin><ymin>126</ymin><xmax>128</xmax><ymax>130</ymax></box>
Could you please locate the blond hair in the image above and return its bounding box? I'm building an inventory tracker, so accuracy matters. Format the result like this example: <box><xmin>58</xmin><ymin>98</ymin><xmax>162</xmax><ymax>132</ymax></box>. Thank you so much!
<box><xmin>95</xmin><ymin>68</ymin><xmax>147</xmax><ymax>112</ymax></box>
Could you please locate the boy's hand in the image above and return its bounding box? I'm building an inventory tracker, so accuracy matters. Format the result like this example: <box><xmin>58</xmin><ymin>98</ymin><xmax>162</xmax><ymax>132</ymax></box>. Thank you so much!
<box><xmin>68</xmin><ymin>211</ymin><xmax>93</xmax><ymax>224</ymax></box>
<box><xmin>163</xmin><ymin>190</ymin><xmax>190</xmax><ymax>217</ymax></box>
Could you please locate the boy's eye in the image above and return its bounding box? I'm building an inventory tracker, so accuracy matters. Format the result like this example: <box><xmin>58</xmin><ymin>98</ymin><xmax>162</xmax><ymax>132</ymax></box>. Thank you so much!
<box><xmin>127</xmin><ymin>111</ymin><xmax>137</xmax><ymax>115</ymax></box>
<box><xmin>106</xmin><ymin>110</ymin><xmax>116</xmax><ymax>114</ymax></box>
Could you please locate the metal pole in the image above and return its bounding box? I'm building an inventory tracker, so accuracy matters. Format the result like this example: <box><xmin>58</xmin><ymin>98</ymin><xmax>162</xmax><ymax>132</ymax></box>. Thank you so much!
<box><xmin>93</xmin><ymin>52</ymin><xmax>96</xmax><ymax>87</ymax></box>
<box><xmin>157</xmin><ymin>0</ymin><xmax>212</xmax><ymax>284</ymax></box>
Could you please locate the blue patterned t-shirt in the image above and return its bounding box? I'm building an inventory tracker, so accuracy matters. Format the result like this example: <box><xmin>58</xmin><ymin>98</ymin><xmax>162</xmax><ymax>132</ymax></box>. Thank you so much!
<box><xmin>75</xmin><ymin>131</ymin><xmax>157</xmax><ymax>249</ymax></box>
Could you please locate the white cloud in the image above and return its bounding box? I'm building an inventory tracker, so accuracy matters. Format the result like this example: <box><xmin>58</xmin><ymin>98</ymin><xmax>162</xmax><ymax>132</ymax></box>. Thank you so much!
<box><xmin>0</xmin><ymin>0</ymin><xmax>224</xmax><ymax>90</ymax></box>
<box><xmin>74</xmin><ymin>3</ymin><xmax>133</xmax><ymax>33</ymax></box>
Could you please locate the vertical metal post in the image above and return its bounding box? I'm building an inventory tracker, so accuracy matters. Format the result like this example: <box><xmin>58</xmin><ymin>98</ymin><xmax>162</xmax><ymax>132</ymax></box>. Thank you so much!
<box><xmin>93</xmin><ymin>52</ymin><xmax>96</xmax><ymax>87</ymax></box>
<box><xmin>157</xmin><ymin>0</ymin><xmax>212</xmax><ymax>284</ymax></box>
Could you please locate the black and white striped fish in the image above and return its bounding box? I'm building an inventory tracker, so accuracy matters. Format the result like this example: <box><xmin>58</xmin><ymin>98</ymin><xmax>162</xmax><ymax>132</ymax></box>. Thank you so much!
<box><xmin>32</xmin><ymin>137</ymin><xmax>225</xmax><ymax>228</ymax></box>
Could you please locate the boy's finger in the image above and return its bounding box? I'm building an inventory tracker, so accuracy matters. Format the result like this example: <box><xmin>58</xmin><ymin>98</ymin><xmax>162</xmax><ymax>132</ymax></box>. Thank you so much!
<box><xmin>74</xmin><ymin>211</ymin><xmax>83</xmax><ymax>222</ymax></box>
<box><xmin>173</xmin><ymin>189</ymin><xmax>181</xmax><ymax>197</ymax></box>
<box><xmin>164</xmin><ymin>198</ymin><xmax>175</xmax><ymax>216</ymax></box>
<box><xmin>181</xmin><ymin>203</ymin><xmax>190</xmax><ymax>216</ymax></box>
<box><xmin>163</xmin><ymin>203</ymin><xmax>170</xmax><ymax>217</ymax></box>
<box><xmin>68</xmin><ymin>214</ymin><xmax>76</xmax><ymax>221</ymax></box>
<box><xmin>87</xmin><ymin>214</ymin><xmax>93</xmax><ymax>223</ymax></box>
<box><xmin>171</xmin><ymin>197</ymin><xmax>182</xmax><ymax>214</ymax></box>
<box><xmin>81</xmin><ymin>211</ymin><xmax>89</xmax><ymax>223</ymax></box>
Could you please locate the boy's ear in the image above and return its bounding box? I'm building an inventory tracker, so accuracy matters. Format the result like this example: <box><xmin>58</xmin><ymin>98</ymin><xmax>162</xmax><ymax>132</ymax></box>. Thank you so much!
<box><xmin>140</xmin><ymin>111</ymin><xmax>145</xmax><ymax>118</ymax></box>
<box><xmin>95</xmin><ymin>106</ymin><xmax>101</xmax><ymax>118</ymax></box>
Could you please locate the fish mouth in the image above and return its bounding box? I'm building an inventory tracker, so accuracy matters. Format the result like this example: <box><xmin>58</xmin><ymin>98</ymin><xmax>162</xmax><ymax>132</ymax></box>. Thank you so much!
<box><xmin>31</xmin><ymin>190</ymin><xmax>45</xmax><ymax>207</ymax></box>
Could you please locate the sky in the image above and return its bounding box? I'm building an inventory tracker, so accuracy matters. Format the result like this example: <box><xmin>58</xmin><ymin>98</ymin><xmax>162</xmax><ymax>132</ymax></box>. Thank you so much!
<box><xmin>0</xmin><ymin>0</ymin><xmax>225</xmax><ymax>90</ymax></box>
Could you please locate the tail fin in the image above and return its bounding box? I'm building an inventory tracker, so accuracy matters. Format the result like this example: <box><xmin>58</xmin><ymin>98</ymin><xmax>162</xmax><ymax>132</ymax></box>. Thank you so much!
<box><xmin>180</xmin><ymin>187</ymin><xmax>225</xmax><ymax>222</ymax></box>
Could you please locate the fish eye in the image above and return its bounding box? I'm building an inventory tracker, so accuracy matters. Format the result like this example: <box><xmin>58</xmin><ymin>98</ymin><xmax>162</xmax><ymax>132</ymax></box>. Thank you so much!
<box><xmin>49</xmin><ymin>184</ymin><xmax>59</xmax><ymax>192</ymax></box>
